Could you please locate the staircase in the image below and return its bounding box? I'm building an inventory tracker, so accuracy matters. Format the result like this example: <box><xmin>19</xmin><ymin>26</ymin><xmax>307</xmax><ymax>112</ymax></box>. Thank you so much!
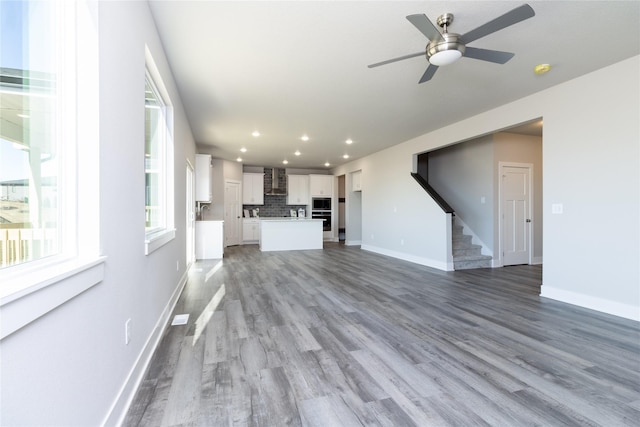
<box><xmin>452</xmin><ymin>217</ymin><xmax>492</xmax><ymax>270</ymax></box>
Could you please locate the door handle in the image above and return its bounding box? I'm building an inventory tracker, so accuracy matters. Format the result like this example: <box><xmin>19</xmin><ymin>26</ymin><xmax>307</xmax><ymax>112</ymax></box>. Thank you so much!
<box><xmin>526</xmin><ymin>219</ymin><xmax>531</xmax><ymax>223</ymax></box>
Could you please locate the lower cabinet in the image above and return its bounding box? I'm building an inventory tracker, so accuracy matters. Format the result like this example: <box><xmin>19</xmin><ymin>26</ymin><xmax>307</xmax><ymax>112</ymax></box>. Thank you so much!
<box><xmin>243</xmin><ymin>218</ymin><xmax>260</xmax><ymax>243</ymax></box>
<box><xmin>195</xmin><ymin>220</ymin><xmax>224</xmax><ymax>259</ymax></box>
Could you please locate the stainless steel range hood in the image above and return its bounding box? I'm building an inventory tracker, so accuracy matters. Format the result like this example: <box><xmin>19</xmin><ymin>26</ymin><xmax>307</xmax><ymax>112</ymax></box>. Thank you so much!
<box><xmin>265</xmin><ymin>168</ymin><xmax>287</xmax><ymax>196</ymax></box>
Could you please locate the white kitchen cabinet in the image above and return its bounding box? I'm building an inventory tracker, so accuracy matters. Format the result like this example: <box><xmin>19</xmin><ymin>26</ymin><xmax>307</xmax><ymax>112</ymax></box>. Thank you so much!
<box><xmin>309</xmin><ymin>174</ymin><xmax>333</xmax><ymax>197</ymax></box>
<box><xmin>243</xmin><ymin>218</ymin><xmax>260</xmax><ymax>243</ymax></box>
<box><xmin>351</xmin><ymin>170</ymin><xmax>362</xmax><ymax>192</ymax></box>
<box><xmin>287</xmin><ymin>174</ymin><xmax>309</xmax><ymax>205</ymax></box>
<box><xmin>195</xmin><ymin>154</ymin><xmax>212</xmax><ymax>202</ymax></box>
<box><xmin>195</xmin><ymin>220</ymin><xmax>224</xmax><ymax>259</ymax></box>
<box><xmin>242</xmin><ymin>173</ymin><xmax>264</xmax><ymax>205</ymax></box>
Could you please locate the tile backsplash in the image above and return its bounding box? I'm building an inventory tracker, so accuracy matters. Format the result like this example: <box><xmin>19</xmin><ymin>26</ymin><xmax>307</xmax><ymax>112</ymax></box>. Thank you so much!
<box><xmin>243</xmin><ymin>168</ymin><xmax>307</xmax><ymax>217</ymax></box>
<box><xmin>244</xmin><ymin>196</ymin><xmax>306</xmax><ymax>218</ymax></box>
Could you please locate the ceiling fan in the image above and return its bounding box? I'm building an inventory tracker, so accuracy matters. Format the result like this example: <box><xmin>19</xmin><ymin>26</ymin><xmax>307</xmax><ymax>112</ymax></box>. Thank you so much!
<box><xmin>368</xmin><ymin>4</ymin><xmax>535</xmax><ymax>83</ymax></box>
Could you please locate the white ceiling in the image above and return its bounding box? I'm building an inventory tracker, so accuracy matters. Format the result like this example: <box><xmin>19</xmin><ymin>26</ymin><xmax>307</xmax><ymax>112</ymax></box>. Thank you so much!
<box><xmin>148</xmin><ymin>1</ymin><xmax>639</xmax><ymax>169</ymax></box>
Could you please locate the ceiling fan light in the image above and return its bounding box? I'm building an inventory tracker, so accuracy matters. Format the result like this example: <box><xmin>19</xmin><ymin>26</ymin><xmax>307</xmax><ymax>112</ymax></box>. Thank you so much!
<box><xmin>429</xmin><ymin>49</ymin><xmax>462</xmax><ymax>66</ymax></box>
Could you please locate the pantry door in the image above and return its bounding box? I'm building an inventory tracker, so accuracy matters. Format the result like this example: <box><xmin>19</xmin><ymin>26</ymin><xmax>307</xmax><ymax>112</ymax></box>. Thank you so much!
<box><xmin>224</xmin><ymin>180</ymin><xmax>242</xmax><ymax>246</ymax></box>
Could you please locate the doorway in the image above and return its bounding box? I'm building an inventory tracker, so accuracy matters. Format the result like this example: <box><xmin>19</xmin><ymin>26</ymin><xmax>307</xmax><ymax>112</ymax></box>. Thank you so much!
<box><xmin>338</xmin><ymin>175</ymin><xmax>345</xmax><ymax>241</ymax></box>
<box><xmin>186</xmin><ymin>162</ymin><xmax>195</xmax><ymax>266</ymax></box>
<box><xmin>224</xmin><ymin>180</ymin><xmax>241</xmax><ymax>247</ymax></box>
<box><xmin>500</xmin><ymin>162</ymin><xmax>533</xmax><ymax>265</ymax></box>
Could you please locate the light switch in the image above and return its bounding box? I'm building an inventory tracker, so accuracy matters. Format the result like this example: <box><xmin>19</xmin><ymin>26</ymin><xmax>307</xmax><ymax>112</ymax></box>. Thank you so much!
<box><xmin>552</xmin><ymin>203</ymin><xmax>563</xmax><ymax>214</ymax></box>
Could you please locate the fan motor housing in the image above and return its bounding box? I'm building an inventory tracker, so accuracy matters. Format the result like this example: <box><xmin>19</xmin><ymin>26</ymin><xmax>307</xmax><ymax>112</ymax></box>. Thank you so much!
<box><xmin>426</xmin><ymin>33</ymin><xmax>465</xmax><ymax>62</ymax></box>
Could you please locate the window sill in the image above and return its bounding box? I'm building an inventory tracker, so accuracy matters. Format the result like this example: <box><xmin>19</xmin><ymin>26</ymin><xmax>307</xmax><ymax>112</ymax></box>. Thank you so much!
<box><xmin>0</xmin><ymin>256</ymin><xmax>107</xmax><ymax>339</ymax></box>
<box><xmin>145</xmin><ymin>228</ymin><xmax>176</xmax><ymax>255</ymax></box>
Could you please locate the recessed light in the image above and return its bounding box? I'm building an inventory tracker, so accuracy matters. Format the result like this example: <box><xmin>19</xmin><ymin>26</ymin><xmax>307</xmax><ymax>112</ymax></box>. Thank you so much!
<box><xmin>17</xmin><ymin>113</ymin><xmax>30</xmax><ymax>118</ymax></box>
<box><xmin>294</xmin><ymin>150</ymin><xmax>301</xmax><ymax>156</ymax></box>
<box><xmin>240</xmin><ymin>147</ymin><xmax>247</xmax><ymax>153</ymax></box>
<box><xmin>343</xmin><ymin>154</ymin><xmax>349</xmax><ymax>159</ymax></box>
<box><xmin>252</xmin><ymin>131</ymin><xmax>260</xmax><ymax>137</ymax></box>
<box><xmin>282</xmin><ymin>159</ymin><xmax>289</xmax><ymax>164</ymax></box>
<box><xmin>236</xmin><ymin>157</ymin><xmax>242</xmax><ymax>162</ymax></box>
<box><xmin>534</xmin><ymin>63</ymin><xmax>551</xmax><ymax>75</ymax></box>
<box><xmin>301</xmin><ymin>135</ymin><xmax>309</xmax><ymax>141</ymax></box>
<box><xmin>324</xmin><ymin>162</ymin><xmax>330</xmax><ymax>167</ymax></box>
<box><xmin>345</xmin><ymin>139</ymin><xmax>353</xmax><ymax>145</ymax></box>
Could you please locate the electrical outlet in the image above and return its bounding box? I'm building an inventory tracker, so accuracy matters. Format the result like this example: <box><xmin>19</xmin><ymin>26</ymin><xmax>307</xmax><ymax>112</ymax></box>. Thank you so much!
<box><xmin>176</xmin><ymin>260</ymin><xmax>179</xmax><ymax>271</ymax></box>
<box><xmin>125</xmin><ymin>318</ymin><xmax>131</xmax><ymax>345</ymax></box>
<box><xmin>400</xmin><ymin>239</ymin><xmax>404</xmax><ymax>246</ymax></box>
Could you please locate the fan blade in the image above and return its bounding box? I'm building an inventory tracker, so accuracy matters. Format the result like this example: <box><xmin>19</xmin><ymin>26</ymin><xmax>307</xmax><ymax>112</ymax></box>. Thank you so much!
<box><xmin>419</xmin><ymin>64</ymin><xmax>439</xmax><ymax>83</ymax></box>
<box><xmin>406</xmin><ymin>14</ymin><xmax>444</xmax><ymax>43</ymax></box>
<box><xmin>367</xmin><ymin>51</ymin><xmax>424</xmax><ymax>68</ymax></box>
<box><xmin>459</xmin><ymin>4</ymin><xmax>535</xmax><ymax>44</ymax></box>
<box><xmin>463</xmin><ymin>46</ymin><xmax>514</xmax><ymax>64</ymax></box>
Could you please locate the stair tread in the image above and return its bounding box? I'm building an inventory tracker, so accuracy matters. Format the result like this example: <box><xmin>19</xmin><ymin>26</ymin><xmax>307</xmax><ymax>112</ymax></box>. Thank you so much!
<box><xmin>453</xmin><ymin>254</ymin><xmax>492</xmax><ymax>261</ymax></box>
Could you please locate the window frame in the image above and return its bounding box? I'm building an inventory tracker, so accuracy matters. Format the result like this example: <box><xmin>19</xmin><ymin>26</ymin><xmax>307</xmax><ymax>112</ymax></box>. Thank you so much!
<box><xmin>143</xmin><ymin>48</ymin><xmax>175</xmax><ymax>255</ymax></box>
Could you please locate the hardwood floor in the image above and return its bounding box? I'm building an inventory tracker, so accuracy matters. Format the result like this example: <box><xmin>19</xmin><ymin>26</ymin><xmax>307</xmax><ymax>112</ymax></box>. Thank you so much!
<box><xmin>124</xmin><ymin>244</ymin><xmax>640</xmax><ymax>426</ymax></box>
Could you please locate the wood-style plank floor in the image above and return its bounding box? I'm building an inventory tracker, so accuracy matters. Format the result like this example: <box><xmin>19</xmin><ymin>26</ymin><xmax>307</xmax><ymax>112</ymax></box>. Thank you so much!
<box><xmin>124</xmin><ymin>243</ymin><xmax>640</xmax><ymax>426</ymax></box>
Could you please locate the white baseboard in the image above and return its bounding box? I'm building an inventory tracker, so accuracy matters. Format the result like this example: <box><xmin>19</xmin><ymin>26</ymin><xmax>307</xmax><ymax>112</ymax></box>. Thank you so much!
<box><xmin>102</xmin><ymin>268</ymin><xmax>190</xmax><ymax>427</ymax></box>
<box><xmin>531</xmin><ymin>256</ymin><xmax>543</xmax><ymax>265</ymax></box>
<box><xmin>345</xmin><ymin>240</ymin><xmax>361</xmax><ymax>246</ymax></box>
<box><xmin>361</xmin><ymin>244</ymin><xmax>453</xmax><ymax>271</ymax></box>
<box><xmin>541</xmin><ymin>286</ymin><xmax>640</xmax><ymax>322</ymax></box>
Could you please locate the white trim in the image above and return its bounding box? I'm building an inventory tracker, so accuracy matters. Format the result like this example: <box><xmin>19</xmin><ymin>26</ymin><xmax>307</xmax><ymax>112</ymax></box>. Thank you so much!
<box><xmin>0</xmin><ymin>257</ymin><xmax>106</xmax><ymax>339</ymax></box>
<box><xmin>361</xmin><ymin>244</ymin><xmax>453</xmax><ymax>271</ymax></box>
<box><xmin>144</xmin><ymin>228</ymin><xmax>176</xmax><ymax>255</ymax></box>
<box><xmin>531</xmin><ymin>256</ymin><xmax>543</xmax><ymax>265</ymax></box>
<box><xmin>541</xmin><ymin>286</ymin><xmax>640</xmax><ymax>322</ymax></box>
<box><xmin>104</xmin><ymin>268</ymin><xmax>189</xmax><ymax>427</ymax></box>
<box><xmin>345</xmin><ymin>239</ymin><xmax>362</xmax><ymax>246</ymax></box>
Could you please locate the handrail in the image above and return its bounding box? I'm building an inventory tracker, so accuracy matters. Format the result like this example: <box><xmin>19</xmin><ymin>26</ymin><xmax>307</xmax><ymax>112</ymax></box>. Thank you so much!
<box><xmin>411</xmin><ymin>172</ymin><xmax>455</xmax><ymax>214</ymax></box>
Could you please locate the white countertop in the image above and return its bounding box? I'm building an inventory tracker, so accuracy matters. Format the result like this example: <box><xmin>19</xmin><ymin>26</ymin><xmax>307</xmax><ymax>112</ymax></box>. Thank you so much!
<box><xmin>258</xmin><ymin>217</ymin><xmax>322</xmax><ymax>222</ymax></box>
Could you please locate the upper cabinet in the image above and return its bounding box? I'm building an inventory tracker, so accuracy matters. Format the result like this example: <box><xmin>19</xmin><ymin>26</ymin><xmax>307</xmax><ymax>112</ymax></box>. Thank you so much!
<box><xmin>309</xmin><ymin>174</ymin><xmax>333</xmax><ymax>197</ymax></box>
<box><xmin>243</xmin><ymin>173</ymin><xmax>264</xmax><ymax>205</ymax></box>
<box><xmin>351</xmin><ymin>170</ymin><xmax>362</xmax><ymax>192</ymax></box>
<box><xmin>287</xmin><ymin>175</ymin><xmax>309</xmax><ymax>205</ymax></box>
<box><xmin>195</xmin><ymin>154</ymin><xmax>212</xmax><ymax>202</ymax></box>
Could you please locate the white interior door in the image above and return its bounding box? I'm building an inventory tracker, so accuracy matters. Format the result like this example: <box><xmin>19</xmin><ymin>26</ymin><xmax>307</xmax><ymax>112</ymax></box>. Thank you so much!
<box><xmin>501</xmin><ymin>163</ymin><xmax>532</xmax><ymax>266</ymax></box>
<box><xmin>186</xmin><ymin>163</ymin><xmax>195</xmax><ymax>266</ymax></box>
<box><xmin>224</xmin><ymin>180</ymin><xmax>241</xmax><ymax>247</ymax></box>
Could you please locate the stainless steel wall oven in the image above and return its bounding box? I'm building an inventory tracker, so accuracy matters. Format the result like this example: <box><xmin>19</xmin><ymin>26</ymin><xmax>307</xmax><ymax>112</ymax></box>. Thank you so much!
<box><xmin>311</xmin><ymin>197</ymin><xmax>332</xmax><ymax>231</ymax></box>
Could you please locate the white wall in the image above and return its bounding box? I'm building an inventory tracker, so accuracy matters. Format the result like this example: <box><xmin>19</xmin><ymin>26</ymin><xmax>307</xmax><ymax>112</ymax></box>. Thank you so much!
<box><xmin>337</xmin><ymin>56</ymin><xmax>639</xmax><ymax>321</ymax></box>
<box><xmin>0</xmin><ymin>2</ymin><xmax>198</xmax><ymax>425</ymax></box>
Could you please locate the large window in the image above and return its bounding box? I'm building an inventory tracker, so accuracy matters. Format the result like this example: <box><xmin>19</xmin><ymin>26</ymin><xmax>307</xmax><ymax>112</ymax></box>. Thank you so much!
<box><xmin>0</xmin><ymin>1</ymin><xmax>61</xmax><ymax>269</ymax></box>
<box><xmin>144</xmin><ymin>54</ymin><xmax>174</xmax><ymax>254</ymax></box>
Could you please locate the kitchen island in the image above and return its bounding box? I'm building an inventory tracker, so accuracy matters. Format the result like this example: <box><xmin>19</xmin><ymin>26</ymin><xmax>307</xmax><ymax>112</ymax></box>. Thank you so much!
<box><xmin>260</xmin><ymin>218</ymin><xmax>323</xmax><ymax>252</ymax></box>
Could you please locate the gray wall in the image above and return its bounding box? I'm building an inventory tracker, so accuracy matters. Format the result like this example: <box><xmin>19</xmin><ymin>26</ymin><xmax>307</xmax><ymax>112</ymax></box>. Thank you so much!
<box><xmin>428</xmin><ymin>135</ymin><xmax>495</xmax><ymax>253</ymax></box>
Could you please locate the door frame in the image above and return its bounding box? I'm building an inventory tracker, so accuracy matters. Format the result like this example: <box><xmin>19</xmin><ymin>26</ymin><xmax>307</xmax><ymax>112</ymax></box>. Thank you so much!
<box><xmin>224</xmin><ymin>179</ymin><xmax>242</xmax><ymax>247</ymax></box>
<box><xmin>186</xmin><ymin>160</ymin><xmax>195</xmax><ymax>267</ymax></box>
<box><xmin>498</xmin><ymin>162</ymin><xmax>533</xmax><ymax>266</ymax></box>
